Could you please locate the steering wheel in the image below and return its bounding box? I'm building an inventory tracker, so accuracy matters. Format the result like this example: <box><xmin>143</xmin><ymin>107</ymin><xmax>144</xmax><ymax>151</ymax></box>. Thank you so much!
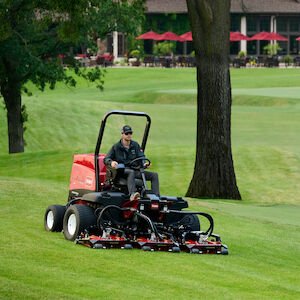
<box><xmin>129</xmin><ymin>157</ymin><xmax>151</xmax><ymax>170</ymax></box>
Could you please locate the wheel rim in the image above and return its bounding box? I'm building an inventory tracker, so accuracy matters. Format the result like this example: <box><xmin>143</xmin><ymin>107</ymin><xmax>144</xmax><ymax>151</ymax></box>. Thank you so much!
<box><xmin>46</xmin><ymin>211</ymin><xmax>54</xmax><ymax>229</ymax></box>
<box><xmin>67</xmin><ymin>213</ymin><xmax>77</xmax><ymax>236</ymax></box>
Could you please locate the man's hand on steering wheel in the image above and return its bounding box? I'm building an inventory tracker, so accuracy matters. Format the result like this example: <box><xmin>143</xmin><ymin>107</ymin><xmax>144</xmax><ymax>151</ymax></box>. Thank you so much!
<box><xmin>129</xmin><ymin>157</ymin><xmax>151</xmax><ymax>170</ymax></box>
<box><xmin>143</xmin><ymin>161</ymin><xmax>151</xmax><ymax>168</ymax></box>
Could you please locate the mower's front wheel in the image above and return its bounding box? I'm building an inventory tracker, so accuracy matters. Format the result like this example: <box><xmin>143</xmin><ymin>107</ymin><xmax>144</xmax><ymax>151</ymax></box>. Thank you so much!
<box><xmin>44</xmin><ymin>205</ymin><xmax>66</xmax><ymax>232</ymax></box>
<box><xmin>63</xmin><ymin>204</ymin><xmax>96</xmax><ymax>241</ymax></box>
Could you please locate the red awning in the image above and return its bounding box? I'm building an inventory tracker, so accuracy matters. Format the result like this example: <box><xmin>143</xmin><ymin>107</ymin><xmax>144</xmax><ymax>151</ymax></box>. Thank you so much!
<box><xmin>250</xmin><ymin>31</ymin><xmax>288</xmax><ymax>41</ymax></box>
<box><xmin>157</xmin><ymin>31</ymin><xmax>185</xmax><ymax>42</ymax></box>
<box><xmin>230</xmin><ymin>31</ymin><xmax>250</xmax><ymax>41</ymax></box>
<box><xmin>180</xmin><ymin>31</ymin><xmax>193</xmax><ymax>42</ymax></box>
<box><xmin>136</xmin><ymin>30</ymin><xmax>161</xmax><ymax>40</ymax></box>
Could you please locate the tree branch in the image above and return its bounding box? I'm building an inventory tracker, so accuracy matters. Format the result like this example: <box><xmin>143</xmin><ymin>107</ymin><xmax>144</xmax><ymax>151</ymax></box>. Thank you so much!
<box><xmin>195</xmin><ymin>0</ymin><xmax>213</xmax><ymax>28</ymax></box>
<box><xmin>186</xmin><ymin>0</ymin><xmax>202</xmax><ymax>47</ymax></box>
<box><xmin>186</xmin><ymin>0</ymin><xmax>214</xmax><ymax>54</ymax></box>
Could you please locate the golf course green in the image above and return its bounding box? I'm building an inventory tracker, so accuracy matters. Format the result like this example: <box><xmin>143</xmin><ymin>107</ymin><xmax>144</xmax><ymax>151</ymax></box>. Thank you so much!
<box><xmin>0</xmin><ymin>67</ymin><xmax>299</xmax><ymax>299</ymax></box>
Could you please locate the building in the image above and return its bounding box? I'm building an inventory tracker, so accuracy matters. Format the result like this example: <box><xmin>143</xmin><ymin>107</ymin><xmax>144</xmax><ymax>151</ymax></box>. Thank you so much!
<box><xmin>230</xmin><ymin>0</ymin><xmax>300</xmax><ymax>55</ymax></box>
<box><xmin>110</xmin><ymin>0</ymin><xmax>300</xmax><ymax>58</ymax></box>
<box><xmin>147</xmin><ymin>0</ymin><xmax>300</xmax><ymax>56</ymax></box>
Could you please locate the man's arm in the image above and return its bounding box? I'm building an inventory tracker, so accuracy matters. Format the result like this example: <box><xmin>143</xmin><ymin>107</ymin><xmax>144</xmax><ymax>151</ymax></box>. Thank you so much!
<box><xmin>135</xmin><ymin>143</ymin><xmax>150</xmax><ymax>167</ymax></box>
<box><xmin>104</xmin><ymin>146</ymin><xmax>115</xmax><ymax>166</ymax></box>
<box><xmin>136</xmin><ymin>142</ymin><xmax>145</xmax><ymax>158</ymax></box>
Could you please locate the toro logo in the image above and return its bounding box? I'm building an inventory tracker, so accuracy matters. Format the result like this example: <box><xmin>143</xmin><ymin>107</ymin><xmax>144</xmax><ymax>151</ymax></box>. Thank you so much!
<box><xmin>85</xmin><ymin>177</ymin><xmax>93</xmax><ymax>186</ymax></box>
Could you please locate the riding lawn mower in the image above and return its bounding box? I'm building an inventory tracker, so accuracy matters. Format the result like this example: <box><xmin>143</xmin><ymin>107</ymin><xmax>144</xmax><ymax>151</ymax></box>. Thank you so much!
<box><xmin>44</xmin><ymin>110</ymin><xmax>228</xmax><ymax>254</ymax></box>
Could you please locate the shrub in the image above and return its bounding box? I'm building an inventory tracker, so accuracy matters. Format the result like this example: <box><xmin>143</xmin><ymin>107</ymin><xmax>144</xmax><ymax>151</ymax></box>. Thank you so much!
<box><xmin>130</xmin><ymin>49</ymin><xmax>141</xmax><ymax>58</ymax></box>
<box><xmin>153</xmin><ymin>42</ymin><xmax>175</xmax><ymax>56</ymax></box>
<box><xmin>283</xmin><ymin>55</ymin><xmax>293</xmax><ymax>66</ymax></box>
<box><xmin>238</xmin><ymin>51</ymin><xmax>246</xmax><ymax>58</ymax></box>
<box><xmin>263</xmin><ymin>43</ymin><xmax>282</xmax><ymax>56</ymax></box>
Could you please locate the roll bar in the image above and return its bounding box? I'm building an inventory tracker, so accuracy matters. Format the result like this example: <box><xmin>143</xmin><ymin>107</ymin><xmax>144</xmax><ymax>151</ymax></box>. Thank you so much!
<box><xmin>94</xmin><ymin>110</ymin><xmax>151</xmax><ymax>191</ymax></box>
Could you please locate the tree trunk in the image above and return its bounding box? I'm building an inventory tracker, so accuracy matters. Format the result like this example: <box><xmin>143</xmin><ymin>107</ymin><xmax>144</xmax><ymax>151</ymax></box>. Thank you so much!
<box><xmin>1</xmin><ymin>81</ymin><xmax>24</xmax><ymax>153</ymax></box>
<box><xmin>186</xmin><ymin>0</ymin><xmax>241</xmax><ymax>199</ymax></box>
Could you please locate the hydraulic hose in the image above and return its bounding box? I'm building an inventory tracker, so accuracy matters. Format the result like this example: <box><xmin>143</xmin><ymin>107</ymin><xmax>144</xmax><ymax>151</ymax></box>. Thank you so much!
<box><xmin>97</xmin><ymin>205</ymin><xmax>132</xmax><ymax>229</ymax></box>
<box><xmin>168</xmin><ymin>210</ymin><xmax>214</xmax><ymax>236</ymax></box>
<box><xmin>97</xmin><ymin>205</ymin><xmax>164</xmax><ymax>240</ymax></box>
<box><xmin>134</xmin><ymin>211</ymin><xmax>164</xmax><ymax>240</ymax></box>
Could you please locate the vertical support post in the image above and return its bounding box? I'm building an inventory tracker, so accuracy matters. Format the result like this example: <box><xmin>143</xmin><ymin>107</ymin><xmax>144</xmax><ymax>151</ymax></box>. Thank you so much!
<box><xmin>240</xmin><ymin>16</ymin><xmax>247</xmax><ymax>53</ymax></box>
<box><xmin>271</xmin><ymin>16</ymin><xmax>277</xmax><ymax>53</ymax></box>
<box><xmin>113</xmin><ymin>31</ymin><xmax>118</xmax><ymax>60</ymax></box>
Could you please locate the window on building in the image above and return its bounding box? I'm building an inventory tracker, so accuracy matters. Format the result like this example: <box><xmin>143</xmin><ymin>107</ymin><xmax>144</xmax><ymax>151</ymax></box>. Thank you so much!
<box><xmin>290</xmin><ymin>17</ymin><xmax>300</xmax><ymax>32</ymax></box>
<box><xmin>247</xmin><ymin>41</ymin><xmax>257</xmax><ymax>55</ymax></box>
<box><xmin>144</xmin><ymin>40</ymin><xmax>153</xmax><ymax>55</ymax></box>
<box><xmin>107</xmin><ymin>34</ymin><xmax>113</xmax><ymax>54</ymax></box>
<box><xmin>289</xmin><ymin>36</ymin><xmax>299</xmax><ymax>55</ymax></box>
<box><xmin>117</xmin><ymin>33</ymin><xmax>126</xmax><ymax>56</ymax></box>
<box><xmin>247</xmin><ymin>16</ymin><xmax>271</xmax><ymax>33</ymax></box>
<box><xmin>247</xmin><ymin>16</ymin><xmax>257</xmax><ymax>32</ymax></box>
<box><xmin>231</xmin><ymin>15</ymin><xmax>241</xmax><ymax>31</ymax></box>
<box><xmin>278</xmin><ymin>41</ymin><xmax>287</xmax><ymax>55</ymax></box>
<box><xmin>230</xmin><ymin>42</ymin><xmax>240</xmax><ymax>56</ymax></box>
<box><xmin>260</xmin><ymin>17</ymin><xmax>271</xmax><ymax>32</ymax></box>
<box><xmin>260</xmin><ymin>40</ymin><xmax>269</xmax><ymax>55</ymax></box>
<box><xmin>277</xmin><ymin>17</ymin><xmax>288</xmax><ymax>32</ymax></box>
<box><xmin>277</xmin><ymin>16</ymin><xmax>300</xmax><ymax>54</ymax></box>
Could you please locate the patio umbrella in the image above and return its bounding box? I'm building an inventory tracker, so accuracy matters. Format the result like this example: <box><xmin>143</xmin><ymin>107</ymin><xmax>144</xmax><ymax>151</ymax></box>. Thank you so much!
<box><xmin>230</xmin><ymin>31</ymin><xmax>250</xmax><ymax>41</ymax></box>
<box><xmin>136</xmin><ymin>30</ymin><xmax>161</xmax><ymax>40</ymax></box>
<box><xmin>250</xmin><ymin>31</ymin><xmax>288</xmax><ymax>41</ymax></box>
<box><xmin>157</xmin><ymin>31</ymin><xmax>185</xmax><ymax>42</ymax></box>
<box><xmin>180</xmin><ymin>31</ymin><xmax>193</xmax><ymax>42</ymax></box>
<box><xmin>296</xmin><ymin>36</ymin><xmax>300</xmax><ymax>41</ymax></box>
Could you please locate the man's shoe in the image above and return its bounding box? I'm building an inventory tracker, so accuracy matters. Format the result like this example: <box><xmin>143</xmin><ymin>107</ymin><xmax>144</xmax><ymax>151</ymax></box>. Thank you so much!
<box><xmin>130</xmin><ymin>192</ymin><xmax>140</xmax><ymax>201</ymax></box>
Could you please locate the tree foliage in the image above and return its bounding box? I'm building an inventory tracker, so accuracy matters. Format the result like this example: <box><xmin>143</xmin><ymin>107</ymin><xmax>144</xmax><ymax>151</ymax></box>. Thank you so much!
<box><xmin>0</xmin><ymin>0</ymin><xmax>145</xmax><ymax>153</ymax></box>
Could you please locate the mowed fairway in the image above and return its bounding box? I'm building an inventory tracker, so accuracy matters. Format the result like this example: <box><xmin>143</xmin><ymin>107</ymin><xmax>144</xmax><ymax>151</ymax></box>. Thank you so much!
<box><xmin>0</xmin><ymin>68</ymin><xmax>299</xmax><ymax>299</ymax></box>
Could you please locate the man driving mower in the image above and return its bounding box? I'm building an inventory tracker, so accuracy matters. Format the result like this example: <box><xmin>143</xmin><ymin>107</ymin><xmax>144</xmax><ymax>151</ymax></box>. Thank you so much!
<box><xmin>104</xmin><ymin>125</ymin><xmax>160</xmax><ymax>201</ymax></box>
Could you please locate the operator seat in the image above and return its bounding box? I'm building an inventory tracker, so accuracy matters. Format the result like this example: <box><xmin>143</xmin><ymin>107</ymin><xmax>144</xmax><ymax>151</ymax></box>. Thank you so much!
<box><xmin>105</xmin><ymin>167</ymin><xmax>144</xmax><ymax>193</ymax></box>
<box><xmin>113</xmin><ymin>177</ymin><xmax>144</xmax><ymax>191</ymax></box>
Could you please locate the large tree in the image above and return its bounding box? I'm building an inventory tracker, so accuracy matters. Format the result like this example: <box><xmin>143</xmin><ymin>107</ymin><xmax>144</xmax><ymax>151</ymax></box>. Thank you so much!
<box><xmin>0</xmin><ymin>0</ymin><xmax>144</xmax><ymax>153</ymax></box>
<box><xmin>185</xmin><ymin>0</ymin><xmax>241</xmax><ymax>199</ymax></box>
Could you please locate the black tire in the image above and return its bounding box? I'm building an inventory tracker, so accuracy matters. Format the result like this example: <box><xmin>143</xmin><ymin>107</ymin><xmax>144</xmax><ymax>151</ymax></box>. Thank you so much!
<box><xmin>171</xmin><ymin>246</ymin><xmax>181</xmax><ymax>253</ymax></box>
<box><xmin>168</xmin><ymin>213</ymin><xmax>200</xmax><ymax>231</ymax></box>
<box><xmin>187</xmin><ymin>214</ymin><xmax>200</xmax><ymax>231</ymax></box>
<box><xmin>191</xmin><ymin>248</ymin><xmax>200</xmax><ymax>254</ymax></box>
<box><xmin>221</xmin><ymin>247</ymin><xmax>229</xmax><ymax>255</ymax></box>
<box><xmin>63</xmin><ymin>204</ymin><xmax>96</xmax><ymax>241</ymax></box>
<box><xmin>44</xmin><ymin>205</ymin><xmax>66</xmax><ymax>232</ymax></box>
<box><xmin>142</xmin><ymin>246</ymin><xmax>152</xmax><ymax>251</ymax></box>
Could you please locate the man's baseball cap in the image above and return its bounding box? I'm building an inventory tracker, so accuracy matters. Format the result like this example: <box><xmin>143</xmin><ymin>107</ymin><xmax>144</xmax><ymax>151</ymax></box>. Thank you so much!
<box><xmin>122</xmin><ymin>125</ymin><xmax>133</xmax><ymax>134</ymax></box>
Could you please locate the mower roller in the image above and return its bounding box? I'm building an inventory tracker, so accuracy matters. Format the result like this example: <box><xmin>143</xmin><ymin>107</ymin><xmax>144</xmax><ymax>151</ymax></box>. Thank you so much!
<box><xmin>44</xmin><ymin>110</ymin><xmax>228</xmax><ymax>255</ymax></box>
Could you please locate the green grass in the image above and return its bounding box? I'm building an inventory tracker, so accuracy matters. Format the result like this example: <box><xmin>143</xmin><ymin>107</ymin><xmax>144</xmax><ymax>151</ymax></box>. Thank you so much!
<box><xmin>0</xmin><ymin>67</ymin><xmax>299</xmax><ymax>299</ymax></box>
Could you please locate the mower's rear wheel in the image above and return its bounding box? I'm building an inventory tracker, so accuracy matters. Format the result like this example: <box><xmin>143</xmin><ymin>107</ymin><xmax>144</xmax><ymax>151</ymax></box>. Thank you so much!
<box><xmin>177</xmin><ymin>213</ymin><xmax>200</xmax><ymax>231</ymax></box>
<box><xmin>188</xmin><ymin>214</ymin><xmax>200</xmax><ymax>231</ymax></box>
<box><xmin>63</xmin><ymin>204</ymin><xmax>96</xmax><ymax>241</ymax></box>
<box><xmin>44</xmin><ymin>205</ymin><xmax>66</xmax><ymax>232</ymax></box>
<box><xmin>167</xmin><ymin>213</ymin><xmax>200</xmax><ymax>231</ymax></box>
